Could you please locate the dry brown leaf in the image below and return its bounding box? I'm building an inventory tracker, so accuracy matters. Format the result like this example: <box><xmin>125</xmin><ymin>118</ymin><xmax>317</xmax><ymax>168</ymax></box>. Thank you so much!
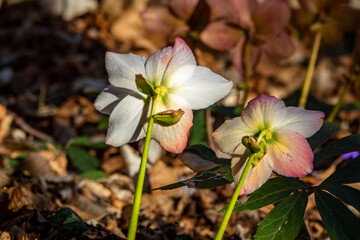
<box><xmin>7</xmin><ymin>186</ymin><xmax>33</xmax><ymax>212</ymax></box>
<box><xmin>0</xmin><ymin>104</ymin><xmax>13</xmax><ymax>143</ymax></box>
<box><xmin>0</xmin><ymin>170</ymin><xmax>10</xmax><ymax>189</ymax></box>
<box><xmin>0</xmin><ymin>232</ymin><xmax>12</xmax><ymax>240</ymax></box>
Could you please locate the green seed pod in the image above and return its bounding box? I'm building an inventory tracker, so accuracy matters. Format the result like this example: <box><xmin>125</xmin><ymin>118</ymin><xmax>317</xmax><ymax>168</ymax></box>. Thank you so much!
<box><xmin>153</xmin><ymin>109</ymin><xmax>184</xmax><ymax>126</ymax></box>
<box><xmin>135</xmin><ymin>74</ymin><xmax>157</xmax><ymax>97</ymax></box>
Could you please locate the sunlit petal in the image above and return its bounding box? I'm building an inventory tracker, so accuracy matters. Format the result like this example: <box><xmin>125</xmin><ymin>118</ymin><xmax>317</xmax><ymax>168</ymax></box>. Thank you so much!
<box><xmin>173</xmin><ymin>66</ymin><xmax>233</xmax><ymax>109</ymax></box>
<box><xmin>231</xmin><ymin>144</ymin><xmax>273</xmax><ymax>195</ymax></box>
<box><xmin>105</xmin><ymin>52</ymin><xmax>147</xmax><ymax>91</ymax></box>
<box><xmin>242</xmin><ymin>94</ymin><xmax>286</xmax><ymax>130</ymax></box>
<box><xmin>106</xmin><ymin>94</ymin><xmax>149</xmax><ymax>147</ymax></box>
<box><xmin>151</xmin><ymin>93</ymin><xmax>193</xmax><ymax>153</ymax></box>
<box><xmin>267</xmin><ymin>129</ymin><xmax>313</xmax><ymax>177</ymax></box>
<box><xmin>212</xmin><ymin>117</ymin><xmax>257</xmax><ymax>154</ymax></box>
<box><xmin>277</xmin><ymin>107</ymin><xmax>324</xmax><ymax>138</ymax></box>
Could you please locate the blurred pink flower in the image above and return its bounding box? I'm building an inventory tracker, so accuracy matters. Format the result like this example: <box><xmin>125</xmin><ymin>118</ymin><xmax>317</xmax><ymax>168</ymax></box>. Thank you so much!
<box><xmin>200</xmin><ymin>0</ymin><xmax>294</xmax><ymax>74</ymax></box>
<box><xmin>141</xmin><ymin>0</ymin><xmax>210</xmax><ymax>37</ymax></box>
<box><xmin>95</xmin><ymin>37</ymin><xmax>232</xmax><ymax>153</ymax></box>
<box><xmin>212</xmin><ymin>94</ymin><xmax>324</xmax><ymax>195</ymax></box>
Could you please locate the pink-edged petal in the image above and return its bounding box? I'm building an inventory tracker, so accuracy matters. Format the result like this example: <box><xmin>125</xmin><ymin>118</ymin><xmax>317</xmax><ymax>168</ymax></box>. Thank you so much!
<box><xmin>200</xmin><ymin>20</ymin><xmax>243</xmax><ymax>51</ymax></box>
<box><xmin>151</xmin><ymin>94</ymin><xmax>193</xmax><ymax>153</ymax></box>
<box><xmin>170</xmin><ymin>0</ymin><xmax>198</xmax><ymax>20</ymax></box>
<box><xmin>212</xmin><ymin>117</ymin><xmax>257</xmax><ymax>155</ymax></box>
<box><xmin>106</xmin><ymin>94</ymin><xmax>149</xmax><ymax>147</ymax></box>
<box><xmin>105</xmin><ymin>52</ymin><xmax>147</xmax><ymax>91</ymax></box>
<box><xmin>141</xmin><ymin>5</ymin><xmax>184</xmax><ymax>35</ymax></box>
<box><xmin>172</xmin><ymin>66</ymin><xmax>233</xmax><ymax>109</ymax></box>
<box><xmin>267</xmin><ymin>129</ymin><xmax>313</xmax><ymax>177</ymax></box>
<box><xmin>207</xmin><ymin>0</ymin><xmax>234</xmax><ymax>20</ymax></box>
<box><xmin>242</xmin><ymin>94</ymin><xmax>287</xmax><ymax>131</ymax></box>
<box><xmin>277</xmin><ymin>107</ymin><xmax>324</xmax><ymax>138</ymax></box>
<box><xmin>94</xmin><ymin>85</ymin><xmax>145</xmax><ymax>115</ymax></box>
<box><xmin>145</xmin><ymin>37</ymin><xmax>196</xmax><ymax>86</ymax></box>
<box><xmin>231</xmin><ymin>144</ymin><xmax>273</xmax><ymax>195</ymax></box>
<box><xmin>232</xmin><ymin>37</ymin><xmax>245</xmax><ymax>73</ymax></box>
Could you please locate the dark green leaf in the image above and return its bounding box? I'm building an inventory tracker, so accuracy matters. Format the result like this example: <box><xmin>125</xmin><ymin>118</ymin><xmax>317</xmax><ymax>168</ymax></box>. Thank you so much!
<box><xmin>211</xmin><ymin>105</ymin><xmax>241</xmax><ymax>118</ymax></box>
<box><xmin>97</xmin><ymin>115</ymin><xmax>109</xmax><ymax>130</ymax></box>
<box><xmin>315</xmin><ymin>189</ymin><xmax>360</xmax><ymax>240</ymax></box>
<box><xmin>50</xmin><ymin>207</ymin><xmax>92</xmax><ymax>237</ymax></box>
<box><xmin>154</xmin><ymin>164</ymin><xmax>232</xmax><ymax>190</ymax></box>
<box><xmin>182</xmin><ymin>144</ymin><xmax>230</xmax><ymax>165</ymax></box>
<box><xmin>71</xmin><ymin>136</ymin><xmax>108</xmax><ymax>149</ymax></box>
<box><xmin>320</xmin><ymin>156</ymin><xmax>360</xmax><ymax>185</ymax></box>
<box><xmin>321</xmin><ymin>183</ymin><xmax>360</xmax><ymax>212</ymax></box>
<box><xmin>220</xmin><ymin>177</ymin><xmax>307</xmax><ymax>212</ymax></box>
<box><xmin>189</xmin><ymin>110</ymin><xmax>208</xmax><ymax>146</ymax></box>
<box><xmin>314</xmin><ymin>134</ymin><xmax>360</xmax><ymax>163</ymax></box>
<box><xmin>254</xmin><ymin>190</ymin><xmax>308</xmax><ymax>240</ymax></box>
<box><xmin>295</xmin><ymin>221</ymin><xmax>311</xmax><ymax>240</ymax></box>
<box><xmin>79</xmin><ymin>170</ymin><xmax>108</xmax><ymax>180</ymax></box>
<box><xmin>66</xmin><ymin>146</ymin><xmax>100</xmax><ymax>171</ymax></box>
<box><xmin>283</xmin><ymin>91</ymin><xmax>333</xmax><ymax>115</ymax></box>
<box><xmin>307</xmin><ymin>121</ymin><xmax>339</xmax><ymax>151</ymax></box>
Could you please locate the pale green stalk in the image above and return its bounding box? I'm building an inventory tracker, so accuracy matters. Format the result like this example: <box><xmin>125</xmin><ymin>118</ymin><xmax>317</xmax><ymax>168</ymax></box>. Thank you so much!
<box><xmin>298</xmin><ymin>30</ymin><xmax>322</xmax><ymax>108</ymax></box>
<box><xmin>327</xmin><ymin>83</ymin><xmax>350</xmax><ymax>122</ymax></box>
<box><xmin>127</xmin><ymin>98</ymin><xmax>155</xmax><ymax>240</ymax></box>
<box><xmin>215</xmin><ymin>153</ymin><xmax>255</xmax><ymax>240</ymax></box>
<box><xmin>239</xmin><ymin>40</ymin><xmax>252</xmax><ymax>114</ymax></box>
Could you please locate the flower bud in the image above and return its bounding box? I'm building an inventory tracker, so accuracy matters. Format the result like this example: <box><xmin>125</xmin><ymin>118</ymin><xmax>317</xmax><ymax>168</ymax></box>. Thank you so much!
<box><xmin>153</xmin><ymin>109</ymin><xmax>184</xmax><ymax>126</ymax></box>
<box><xmin>135</xmin><ymin>74</ymin><xmax>157</xmax><ymax>97</ymax></box>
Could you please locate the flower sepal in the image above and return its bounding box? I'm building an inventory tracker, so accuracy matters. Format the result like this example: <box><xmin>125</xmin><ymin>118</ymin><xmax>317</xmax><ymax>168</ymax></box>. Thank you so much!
<box><xmin>153</xmin><ymin>109</ymin><xmax>184</xmax><ymax>126</ymax></box>
<box><xmin>135</xmin><ymin>74</ymin><xmax>157</xmax><ymax>97</ymax></box>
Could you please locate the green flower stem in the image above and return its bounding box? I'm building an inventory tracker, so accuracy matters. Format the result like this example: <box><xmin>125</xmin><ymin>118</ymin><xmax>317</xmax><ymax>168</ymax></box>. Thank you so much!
<box><xmin>298</xmin><ymin>30</ymin><xmax>322</xmax><ymax>108</ymax></box>
<box><xmin>127</xmin><ymin>98</ymin><xmax>156</xmax><ymax>240</ymax></box>
<box><xmin>327</xmin><ymin>83</ymin><xmax>350</xmax><ymax>122</ymax></box>
<box><xmin>239</xmin><ymin>40</ymin><xmax>252</xmax><ymax>114</ymax></box>
<box><xmin>215</xmin><ymin>153</ymin><xmax>255</xmax><ymax>240</ymax></box>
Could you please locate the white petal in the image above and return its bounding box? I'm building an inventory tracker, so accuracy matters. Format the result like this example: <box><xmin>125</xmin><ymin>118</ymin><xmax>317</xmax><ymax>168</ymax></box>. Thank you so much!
<box><xmin>231</xmin><ymin>144</ymin><xmax>273</xmax><ymax>195</ymax></box>
<box><xmin>212</xmin><ymin>117</ymin><xmax>257</xmax><ymax>154</ymax></box>
<box><xmin>242</xmin><ymin>94</ymin><xmax>286</xmax><ymax>130</ymax></box>
<box><xmin>173</xmin><ymin>66</ymin><xmax>233</xmax><ymax>109</ymax></box>
<box><xmin>277</xmin><ymin>107</ymin><xmax>325</xmax><ymax>138</ymax></box>
<box><xmin>145</xmin><ymin>37</ymin><xmax>196</xmax><ymax>87</ymax></box>
<box><xmin>105</xmin><ymin>52</ymin><xmax>147</xmax><ymax>91</ymax></box>
<box><xmin>150</xmin><ymin>93</ymin><xmax>193</xmax><ymax>153</ymax></box>
<box><xmin>106</xmin><ymin>94</ymin><xmax>149</xmax><ymax>147</ymax></box>
<box><xmin>94</xmin><ymin>85</ymin><xmax>140</xmax><ymax>115</ymax></box>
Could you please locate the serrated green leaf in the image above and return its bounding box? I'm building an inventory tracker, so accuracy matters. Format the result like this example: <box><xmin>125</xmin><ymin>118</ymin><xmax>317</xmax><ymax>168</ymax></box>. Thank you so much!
<box><xmin>254</xmin><ymin>190</ymin><xmax>308</xmax><ymax>240</ymax></box>
<box><xmin>189</xmin><ymin>110</ymin><xmax>207</xmax><ymax>146</ymax></box>
<box><xmin>79</xmin><ymin>170</ymin><xmax>108</xmax><ymax>180</ymax></box>
<box><xmin>320</xmin><ymin>156</ymin><xmax>360</xmax><ymax>185</ymax></box>
<box><xmin>321</xmin><ymin>183</ymin><xmax>360</xmax><ymax>212</ymax></box>
<box><xmin>307</xmin><ymin>121</ymin><xmax>339</xmax><ymax>151</ymax></box>
<box><xmin>71</xmin><ymin>136</ymin><xmax>108</xmax><ymax>149</ymax></box>
<box><xmin>220</xmin><ymin>177</ymin><xmax>307</xmax><ymax>212</ymax></box>
<box><xmin>154</xmin><ymin>165</ymin><xmax>232</xmax><ymax>191</ymax></box>
<box><xmin>66</xmin><ymin>146</ymin><xmax>100</xmax><ymax>171</ymax></box>
<box><xmin>315</xmin><ymin>189</ymin><xmax>360</xmax><ymax>240</ymax></box>
<box><xmin>314</xmin><ymin>134</ymin><xmax>360</xmax><ymax>163</ymax></box>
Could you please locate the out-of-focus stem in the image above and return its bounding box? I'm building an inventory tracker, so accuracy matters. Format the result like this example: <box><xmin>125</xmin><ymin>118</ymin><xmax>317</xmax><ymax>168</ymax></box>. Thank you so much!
<box><xmin>127</xmin><ymin>99</ymin><xmax>155</xmax><ymax>240</ymax></box>
<box><xmin>298</xmin><ymin>30</ymin><xmax>322</xmax><ymax>108</ymax></box>
<box><xmin>239</xmin><ymin>40</ymin><xmax>252</xmax><ymax>113</ymax></box>
<box><xmin>327</xmin><ymin>83</ymin><xmax>350</xmax><ymax>122</ymax></box>
<box><xmin>205</xmin><ymin>108</ymin><xmax>215</xmax><ymax>149</ymax></box>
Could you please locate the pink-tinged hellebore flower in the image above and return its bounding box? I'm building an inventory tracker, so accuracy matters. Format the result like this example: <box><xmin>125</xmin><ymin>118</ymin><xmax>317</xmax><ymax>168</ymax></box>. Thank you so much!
<box><xmin>201</xmin><ymin>0</ymin><xmax>294</xmax><ymax>74</ymax></box>
<box><xmin>212</xmin><ymin>94</ymin><xmax>324</xmax><ymax>195</ymax></box>
<box><xmin>94</xmin><ymin>37</ymin><xmax>233</xmax><ymax>153</ymax></box>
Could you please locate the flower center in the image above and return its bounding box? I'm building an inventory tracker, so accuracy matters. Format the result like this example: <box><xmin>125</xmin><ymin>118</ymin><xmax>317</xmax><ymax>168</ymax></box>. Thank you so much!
<box><xmin>155</xmin><ymin>85</ymin><xmax>167</xmax><ymax>97</ymax></box>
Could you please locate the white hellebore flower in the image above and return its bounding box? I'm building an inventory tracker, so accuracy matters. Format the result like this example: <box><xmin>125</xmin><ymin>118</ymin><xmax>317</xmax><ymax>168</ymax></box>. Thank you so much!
<box><xmin>95</xmin><ymin>37</ymin><xmax>233</xmax><ymax>153</ymax></box>
<box><xmin>212</xmin><ymin>94</ymin><xmax>324</xmax><ymax>195</ymax></box>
